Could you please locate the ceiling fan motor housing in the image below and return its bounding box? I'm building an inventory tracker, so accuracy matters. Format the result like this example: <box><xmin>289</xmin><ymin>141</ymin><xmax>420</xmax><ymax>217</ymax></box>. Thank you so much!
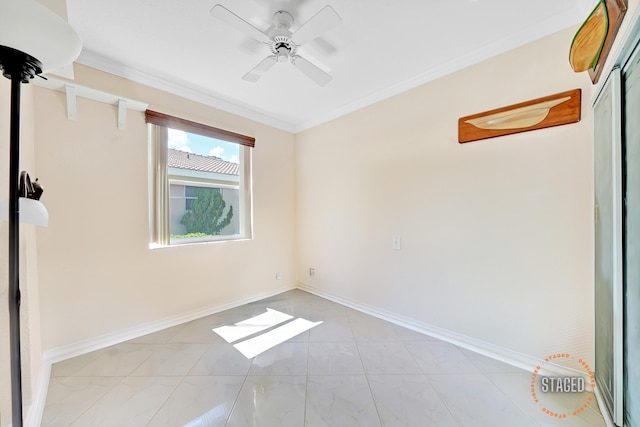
<box><xmin>273</xmin><ymin>10</ymin><xmax>293</xmax><ymax>29</ymax></box>
<box><xmin>271</xmin><ymin>35</ymin><xmax>296</xmax><ymax>62</ymax></box>
<box><xmin>270</xmin><ymin>11</ymin><xmax>296</xmax><ymax>63</ymax></box>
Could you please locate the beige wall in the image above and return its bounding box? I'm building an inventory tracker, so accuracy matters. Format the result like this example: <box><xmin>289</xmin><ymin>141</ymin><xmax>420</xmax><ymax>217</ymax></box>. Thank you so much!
<box><xmin>295</xmin><ymin>27</ymin><xmax>597</xmax><ymax>362</ymax></box>
<box><xmin>34</xmin><ymin>64</ymin><xmax>297</xmax><ymax>351</ymax></box>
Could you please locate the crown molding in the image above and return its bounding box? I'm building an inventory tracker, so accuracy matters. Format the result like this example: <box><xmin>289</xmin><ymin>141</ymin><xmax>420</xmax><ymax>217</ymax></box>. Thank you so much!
<box><xmin>76</xmin><ymin>50</ymin><xmax>299</xmax><ymax>133</ymax></box>
<box><xmin>76</xmin><ymin>4</ymin><xmax>587</xmax><ymax>135</ymax></box>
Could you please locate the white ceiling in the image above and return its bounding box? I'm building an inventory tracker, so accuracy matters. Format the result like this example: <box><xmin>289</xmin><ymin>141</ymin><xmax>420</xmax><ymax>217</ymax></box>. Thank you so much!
<box><xmin>67</xmin><ymin>0</ymin><xmax>597</xmax><ymax>133</ymax></box>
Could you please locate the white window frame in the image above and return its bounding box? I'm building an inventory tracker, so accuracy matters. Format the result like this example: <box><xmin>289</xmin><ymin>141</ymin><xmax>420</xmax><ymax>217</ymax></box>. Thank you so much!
<box><xmin>146</xmin><ymin>111</ymin><xmax>253</xmax><ymax>247</ymax></box>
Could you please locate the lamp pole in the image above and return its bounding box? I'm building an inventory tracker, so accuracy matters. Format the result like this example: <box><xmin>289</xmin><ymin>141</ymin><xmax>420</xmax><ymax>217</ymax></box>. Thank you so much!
<box><xmin>1</xmin><ymin>2</ymin><xmax>81</xmax><ymax>425</ymax></box>
<box><xmin>8</xmin><ymin>70</ymin><xmax>23</xmax><ymax>427</ymax></box>
<box><xmin>1</xmin><ymin>45</ymin><xmax>42</xmax><ymax>427</ymax></box>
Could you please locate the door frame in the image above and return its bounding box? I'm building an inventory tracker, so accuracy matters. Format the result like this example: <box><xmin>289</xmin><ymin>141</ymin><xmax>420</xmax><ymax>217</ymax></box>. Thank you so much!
<box><xmin>593</xmin><ymin>66</ymin><xmax>624</xmax><ymax>426</ymax></box>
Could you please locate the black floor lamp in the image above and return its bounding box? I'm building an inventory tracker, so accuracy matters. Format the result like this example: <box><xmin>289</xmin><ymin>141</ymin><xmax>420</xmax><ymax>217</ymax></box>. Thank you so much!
<box><xmin>0</xmin><ymin>1</ymin><xmax>80</xmax><ymax>426</ymax></box>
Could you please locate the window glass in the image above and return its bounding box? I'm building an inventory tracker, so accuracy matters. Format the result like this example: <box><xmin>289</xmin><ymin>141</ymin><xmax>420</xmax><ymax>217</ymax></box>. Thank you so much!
<box><xmin>147</xmin><ymin>112</ymin><xmax>253</xmax><ymax>246</ymax></box>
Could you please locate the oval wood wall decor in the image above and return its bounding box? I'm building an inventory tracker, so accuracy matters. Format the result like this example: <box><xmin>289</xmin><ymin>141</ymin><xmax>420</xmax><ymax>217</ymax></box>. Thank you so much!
<box><xmin>589</xmin><ymin>0</ymin><xmax>628</xmax><ymax>83</ymax></box>
<box><xmin>569</xmin><ymin>0</ymin><xmax>609</xmax><ymax>73</ymax></box>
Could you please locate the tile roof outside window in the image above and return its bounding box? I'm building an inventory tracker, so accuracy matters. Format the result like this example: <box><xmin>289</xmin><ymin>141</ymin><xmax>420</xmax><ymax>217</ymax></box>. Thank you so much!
<box><xmin>168</xmin><ymin>148</ymin><xmax>239</xmax><ymax>176</ymax></box>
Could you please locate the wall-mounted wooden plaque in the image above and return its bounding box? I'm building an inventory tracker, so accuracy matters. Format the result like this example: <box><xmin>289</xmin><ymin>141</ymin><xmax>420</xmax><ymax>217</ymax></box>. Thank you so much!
<box><xmin>458</xmin><ymin>89</ymin><xmax>581</xmax><ymax>144</ymax></box>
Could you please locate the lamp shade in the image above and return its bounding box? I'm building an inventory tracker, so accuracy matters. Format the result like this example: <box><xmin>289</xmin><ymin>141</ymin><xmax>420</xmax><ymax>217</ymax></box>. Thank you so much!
<box><xmin>0</xmin><ymin>197</ymin><xmax>49</xmax><ymax>226</ymax></box>
<box><xmin>0</xmin><ymin>0</ymin><xmax>82</xmax><ymax>73</ymax></box>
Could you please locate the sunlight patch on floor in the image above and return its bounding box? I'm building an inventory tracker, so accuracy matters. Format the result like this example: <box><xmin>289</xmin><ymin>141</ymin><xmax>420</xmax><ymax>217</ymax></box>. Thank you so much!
<box><xmin>234</xmin><ymin>318</ymin><xmax>322</xmax><ymax>358</ymax></box>
<box><xmin>212</xmin><ymin>308</ymin><xmax>293</xmax><ymax>343</ymax></box>
<box><xmin>212</xmin><ymin>308</ymin><xmax>322</xmax><ymax>358</ymax></box>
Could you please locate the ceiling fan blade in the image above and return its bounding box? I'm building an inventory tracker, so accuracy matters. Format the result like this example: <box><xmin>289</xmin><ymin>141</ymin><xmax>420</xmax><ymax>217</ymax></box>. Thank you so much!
<box><xmin>242</xmin><ymin>56</ymin><xmax>277</xmax><ymax>82</ymax></box>
<box><xmin>291</xmin><ymin>5</ymin><xmax>342</xmax><ymax>46</ymax></box>
<box><xmin>210</xmin><ymin>4</ymin><xmax>271</xmax><ymax>44</ymax></box>
<box><xmin>291</xmin><ymin>55</ymin><xmax>332</xmax><ymax>86</ymax></box>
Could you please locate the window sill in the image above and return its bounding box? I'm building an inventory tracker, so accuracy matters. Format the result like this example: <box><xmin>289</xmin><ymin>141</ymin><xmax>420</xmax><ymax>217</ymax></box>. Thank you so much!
<box><xmin>149</xmin><ymin>235</ymin><xmax>252</xmax><ymax>249</ymax></box>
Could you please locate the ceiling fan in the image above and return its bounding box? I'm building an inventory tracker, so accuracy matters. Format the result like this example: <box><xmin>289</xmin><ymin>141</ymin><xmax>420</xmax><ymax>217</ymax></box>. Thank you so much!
<box><xmin>210</xmin><ymin>4</ymin><xmax>342</xmax><ymax>86</ymax></box>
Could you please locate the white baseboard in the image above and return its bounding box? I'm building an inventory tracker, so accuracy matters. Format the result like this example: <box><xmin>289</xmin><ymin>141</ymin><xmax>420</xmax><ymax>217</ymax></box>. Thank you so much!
<box><xmin>42</xmin><ymin>284</ymin><xmax>295</xmax><ymax>364</ymax></box>
<box><xmin>594</xmin><ymin>385</ymin><xmax>617</xmax><ymax>427</ymax></box>
<box><xmin>296</xmin><ymin>283</ymin><xmax>592</xmax><ymax>381</ymax></box>
<box><xmin>25</xmin><ymin>361</ymin><xmax>51</xmax><ymax>427</ymax></box>
<box><xmin>298</xmin><ymin>283</ymin><xmax>621</xmax><ymax>423</ymax></box>
<box><xmin>28</xmin><ymin>285</ymin><xmax>295</xmax><ymax>427</ymax></box>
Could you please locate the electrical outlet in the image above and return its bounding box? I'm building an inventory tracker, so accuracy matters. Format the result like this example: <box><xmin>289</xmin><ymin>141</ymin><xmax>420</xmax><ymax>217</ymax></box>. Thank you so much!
<box><xmin>275</xmin><ymin>272</ymin><xmax>282</xmax><ymax>280</ymax></box>
<box><xmin>309</xmin><ymin>268</ymin><xmax>315</xmax><ymax>277</ymax></box>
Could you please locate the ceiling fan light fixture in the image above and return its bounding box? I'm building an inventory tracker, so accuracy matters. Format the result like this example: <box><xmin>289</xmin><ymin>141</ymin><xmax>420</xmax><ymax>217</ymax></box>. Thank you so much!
<box><xmin>275</xmin><ymin>49</ymin><xmax>289</xmax><ymax>63</ymax></box>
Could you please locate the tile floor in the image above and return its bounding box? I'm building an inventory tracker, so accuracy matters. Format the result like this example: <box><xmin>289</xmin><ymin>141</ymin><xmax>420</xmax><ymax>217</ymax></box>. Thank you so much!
<box><xmin>42</xmin><ymin>289</ymin><xmax>607</xmax><ymax>426</ymax></box>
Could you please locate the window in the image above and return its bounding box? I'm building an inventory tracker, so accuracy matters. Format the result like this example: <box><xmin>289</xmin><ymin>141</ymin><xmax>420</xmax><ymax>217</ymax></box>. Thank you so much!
<box><xmin>184</xmin><ymin>186</ymin><xmax>220</xmax><ymax>211</ymax></box>
<box><xmin>184</xmin><ymin>186</ymin><xmax>198</xmax><ymax>210</ymax></box>
<box><xmin>146</xmin><ymin>110</ymin><xmax>253</xmax><ymax>246</ymax></box>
